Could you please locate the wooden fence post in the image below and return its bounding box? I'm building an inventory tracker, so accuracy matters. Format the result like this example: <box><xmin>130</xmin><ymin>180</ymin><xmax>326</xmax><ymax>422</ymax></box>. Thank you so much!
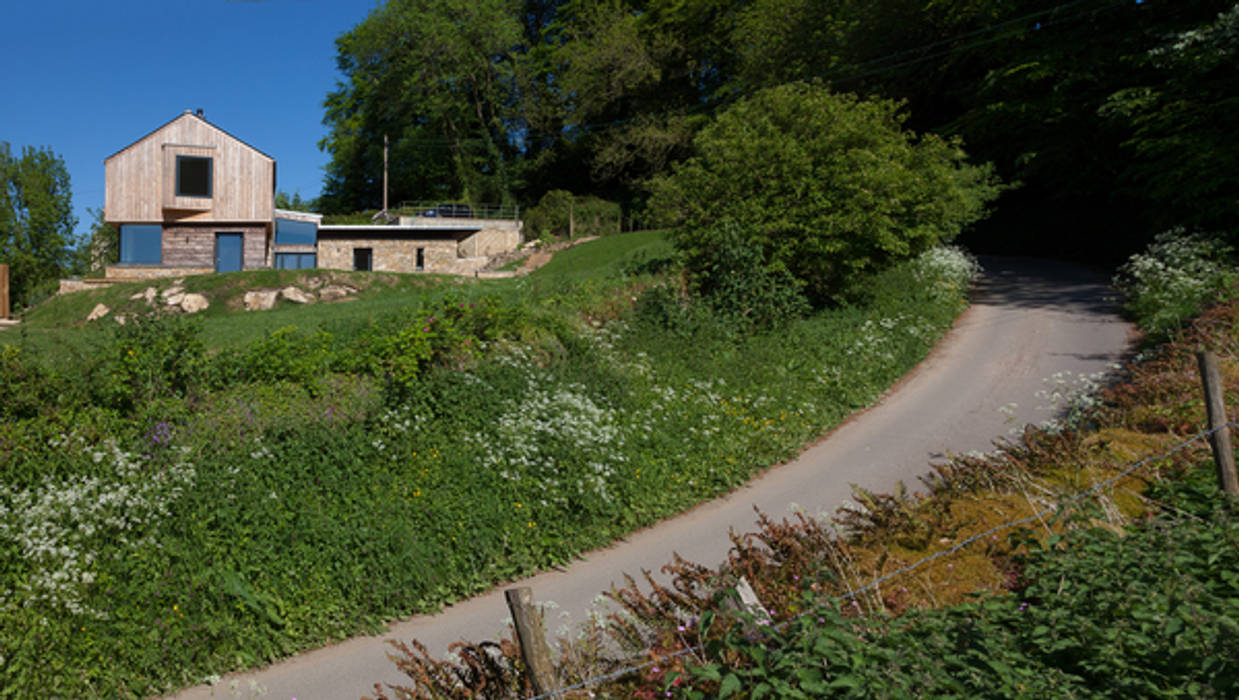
<box><xmin>0</xmin><ymin>263</ymin><xmax>9</xmax><ymax>320</ymax></box>
<box><xmin>504</xmin><ymin>587</ymin><xmax>560</xmax><ymax>698</ymax></box>
<box><xmin>1196</xmin><ymin>350</ymin><xmax>1238</xmax><ymax>495</ymax></box>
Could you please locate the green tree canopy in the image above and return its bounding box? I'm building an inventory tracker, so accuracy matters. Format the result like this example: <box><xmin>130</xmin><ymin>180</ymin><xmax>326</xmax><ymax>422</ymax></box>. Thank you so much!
<box><xmin>648</xmin><ymin>82</ymin><xmax>1002</xmax><ymax>304</ymax></box>
<box><xmin>319</xmin><ymin>0</ymin><xmax>525</xmax><ymax>214</ymax></box>
<box><xmin>0</xmin><ymin>143</ymin><xmax>77</xmax><ymax>308</ymax></box>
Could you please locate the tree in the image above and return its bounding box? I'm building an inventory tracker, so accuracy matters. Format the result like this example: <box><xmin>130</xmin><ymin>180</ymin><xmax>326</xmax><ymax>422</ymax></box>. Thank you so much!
<box><xmin>0</xmin><ymin>143</ymin><xmax>77</xmax><ymax>307</ymax></box>
<box><xmin>648</xmin><ymin>82</ymin><xmax>1002</xmax><ymax>304</ymax></box>
<box><xmin>74</xmin><ymin>207</ymin><xmax>117</xmax><ymax>274</ymax></box>
<box><xmin>319</xmin><ymin>0</ymin><xmax>526</xmax><ymax>214</ymax></box>
<box><xmin>1102</xmin><ymin>3</ymin><xmax>1239</xmax><ymax>232</ymax></box>
<box><xmin>274</xmin><ymin>190</ymin><xmax>319</xmax><ymax>213</ymax></box>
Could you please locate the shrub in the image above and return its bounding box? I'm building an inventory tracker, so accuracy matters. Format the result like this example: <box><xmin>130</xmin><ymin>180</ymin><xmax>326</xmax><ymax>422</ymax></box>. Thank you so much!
<box><xmin>97</xmin><ymin>313</ymin><xmax>208</xmax><ymax>413</ymax></box>
<box><xmin>0</xmin><ymin>344</ymin><xmax>62</xmax><ymax>419</ymax></box>
<box><xmin>647</xmin><ymin>81</ymin><xmax>1002</xmax><ymax>305</ymax></box>
<box><xmin>1113</xmin><ymin>227</ymin><xmax>1237</xmax><ymax>341</ymax></box>
<box><xmin>524</xmin><ymin>190</ymin><xmax>622</xmax><ymax>241</ymax></box>
<box><xmin>692</xmin><ymin>222</ymin><xmax>810</xmax><ymax>331</ymax></box>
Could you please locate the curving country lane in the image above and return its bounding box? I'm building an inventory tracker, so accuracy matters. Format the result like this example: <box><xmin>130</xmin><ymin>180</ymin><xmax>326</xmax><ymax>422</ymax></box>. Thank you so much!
<box><xmin>169</xmin><ymin>257</ymin><xmax>1133</xmax><ymax>700</ymax></box>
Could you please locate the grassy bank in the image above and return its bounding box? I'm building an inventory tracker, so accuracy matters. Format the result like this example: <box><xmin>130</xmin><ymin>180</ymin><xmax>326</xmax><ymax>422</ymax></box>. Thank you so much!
<box><xmin>0</xmin><ymin>236</ymin><xmax>977</xmax><ymax>698</ymax></box>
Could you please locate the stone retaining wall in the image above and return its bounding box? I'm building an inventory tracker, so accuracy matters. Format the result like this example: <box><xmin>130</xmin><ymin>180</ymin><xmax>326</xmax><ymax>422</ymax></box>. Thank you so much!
<box><xmin>105</xmin><ymin>266</ymin><xmax>213</xmax><ymax>281</ymax></box>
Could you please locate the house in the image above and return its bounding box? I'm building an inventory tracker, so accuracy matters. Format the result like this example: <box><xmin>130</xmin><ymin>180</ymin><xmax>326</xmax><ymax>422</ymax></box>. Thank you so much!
<box><xmin>102</xmin><ymin>110</ymin><xmax>520</xmax><ymax>281</ymax></box>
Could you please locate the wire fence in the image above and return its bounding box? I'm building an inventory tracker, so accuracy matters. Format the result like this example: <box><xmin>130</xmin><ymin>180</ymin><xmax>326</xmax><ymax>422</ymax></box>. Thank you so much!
<box><xmin>395</xmin><ymin>201</ymin><xmax>521</xmax><ymax>221</ymax></box>
<box><xmin>527</xmin><ymin>421</ymin><xmax>1235</xmax><ymax>700</ymax></box>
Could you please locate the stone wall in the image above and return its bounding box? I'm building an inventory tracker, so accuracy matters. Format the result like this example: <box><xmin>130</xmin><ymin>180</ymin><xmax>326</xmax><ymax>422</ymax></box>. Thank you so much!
<box><xmin>57</xmin><ymin>279</ymin><xmax>116</xmax><ymax>295</ymax></box>
<box><xmin>457</xmin><ymin>222</ymin><xmax>522</xmax><ymax>257</ymax></box>
<box><xmin>162</xmin><ymin>223</ymin><xmax>267</xmax><ymax>269</ymax></box>
<box><xmin>104</xmin><ymin>266</ymin><xmax>214</xmax><ymax>281</ymax></box>
<box><xmin>317</xmin><ymin>238</ymin><xmax>459</xmax><ymax>273</ymax></box>
<box><xmin>443</xmin><ymin>257</ymin><xmax>491</xmax><ymax>275</ymax></box>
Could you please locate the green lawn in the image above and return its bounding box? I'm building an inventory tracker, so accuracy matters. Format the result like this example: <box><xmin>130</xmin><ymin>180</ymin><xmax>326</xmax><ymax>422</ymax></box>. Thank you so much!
<box><xmin>531</xmin><ymin>230</ymin><xmax>672</xmax><ymax>280</ymax></box>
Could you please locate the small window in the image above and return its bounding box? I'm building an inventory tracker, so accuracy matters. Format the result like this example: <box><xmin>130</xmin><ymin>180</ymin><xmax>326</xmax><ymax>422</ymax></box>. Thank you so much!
<box><xmin>176</xmin><ymin>156</ymin><xmax>212</xmax><ymax>198</ymax></box>
<box><xmin>416</xmin><ymin>247</ymin><xmax>425</xmax><ymax>271</ymax></box>
<box><xmin>353</xmin><ymin>247</ymin><xmax>372</xmax><ymax>271</ymax></box>
<box><xmin>275</xmin><ymin>253</ymin><xmax>317</xmax><ymax>269</ymax></box>
<box><xmin>119</xmin><ymin>224</ymin><xmax>162</xmax><ymax>264</ymax></box>
<box><xmin>275</xmin><ymin>218</ymin><xmax>317</xmax><ymax>246</ymax></box>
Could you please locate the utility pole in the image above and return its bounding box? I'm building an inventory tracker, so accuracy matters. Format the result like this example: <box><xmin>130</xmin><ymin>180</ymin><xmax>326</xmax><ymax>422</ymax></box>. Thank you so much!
<box><xmin>382</xmin><ymin>133</ymin><xmax>389</xmax><ymax>213</ymax></box>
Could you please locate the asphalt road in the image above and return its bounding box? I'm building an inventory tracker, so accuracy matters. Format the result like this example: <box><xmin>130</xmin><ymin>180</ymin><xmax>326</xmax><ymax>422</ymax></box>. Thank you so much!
<box><xmin>169</xmin><ymin>257</ymin><xmax>1133</xmax><ymax>700</ymax></box>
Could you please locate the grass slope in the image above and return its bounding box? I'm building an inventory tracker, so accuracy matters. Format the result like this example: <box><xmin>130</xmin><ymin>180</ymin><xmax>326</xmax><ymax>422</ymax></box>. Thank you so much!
<box><xmin>530</xmin><ymin>230</ymin><xmax>672</xmax><ymax>280</ymax></box>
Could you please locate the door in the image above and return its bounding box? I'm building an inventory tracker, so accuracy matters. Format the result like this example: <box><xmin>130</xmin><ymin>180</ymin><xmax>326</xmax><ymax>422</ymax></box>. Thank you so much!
<box><xmin>215</xmin><ymin>232</ymin><xmax>243</xmax><ymax>272</ymax></box>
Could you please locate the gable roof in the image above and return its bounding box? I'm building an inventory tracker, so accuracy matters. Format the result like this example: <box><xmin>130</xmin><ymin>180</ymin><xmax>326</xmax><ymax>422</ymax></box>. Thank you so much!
<box><xmin>105</xmin><ymin>110</ymin><xmax>274</xmax><ymax>163</ymax></box>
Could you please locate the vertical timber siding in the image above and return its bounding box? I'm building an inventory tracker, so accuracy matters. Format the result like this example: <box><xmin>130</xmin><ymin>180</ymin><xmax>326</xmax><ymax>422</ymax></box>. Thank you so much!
<box><xmin>105</xmin><ymin>112</ymin><xmax>274</xmax><ymax>224</ymax></box>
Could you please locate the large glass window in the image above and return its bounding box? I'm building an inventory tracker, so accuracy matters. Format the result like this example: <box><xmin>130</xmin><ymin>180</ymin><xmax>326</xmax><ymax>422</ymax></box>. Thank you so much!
<box><xmin>119</xmin><ymin>224</ymin><xmax>162</xmax><ymax>264</ymax></box>
<box><xmin>274</xmin><ymin>218</ymin><xmax>317</xmax><ymax>246</ymax></box>
<box><xmin>176</xmin><ymin>156</ymin><xmax>212</xmax><ymax>197</ymax></box>
<box><xmin>275</xmin><ymin>253</ymin><xmax>317</xmax><ymax>269</ymax></box>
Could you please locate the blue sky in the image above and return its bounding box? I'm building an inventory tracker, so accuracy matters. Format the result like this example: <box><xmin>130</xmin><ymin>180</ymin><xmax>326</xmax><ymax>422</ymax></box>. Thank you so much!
<box><xmin>1</xmin><ymin>0</ymin><xmax>381</xmax><ymax>239</ymax></box>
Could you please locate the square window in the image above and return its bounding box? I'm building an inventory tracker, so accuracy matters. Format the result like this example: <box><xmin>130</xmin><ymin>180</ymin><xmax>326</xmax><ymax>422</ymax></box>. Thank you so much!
<box><xmin>176</xmin><ymin>156</ymin><xmax>212</xmax><ymax>198</ymax></box>
<box><xmin>119</xmin><ymin>224</ymin><xmax>162</xmax><ymax>264</ymax></box>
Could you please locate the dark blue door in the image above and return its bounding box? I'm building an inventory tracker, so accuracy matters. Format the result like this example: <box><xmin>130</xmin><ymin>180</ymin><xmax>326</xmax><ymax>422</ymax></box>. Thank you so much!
<box><xmin>215</xmin><ymin>232</ymin><xmax>243</xmax><ymax>272</ymax></box>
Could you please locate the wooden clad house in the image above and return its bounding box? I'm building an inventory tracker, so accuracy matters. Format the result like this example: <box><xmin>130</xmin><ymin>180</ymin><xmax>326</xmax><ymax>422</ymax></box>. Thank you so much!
<box><xmin>103</xmin><ymin>111</ymin><xmax>520</xmax><ymax>280</ymax></box>
<box><xmin>106</xmin><ymin>110</ymin><xmax>275</xmax><ymax>277</ymax></box>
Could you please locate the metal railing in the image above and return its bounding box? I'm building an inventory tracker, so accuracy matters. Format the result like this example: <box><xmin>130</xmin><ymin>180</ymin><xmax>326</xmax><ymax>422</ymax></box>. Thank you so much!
<box><xmin>396</xmin><ymin>201</ymin><xmax>521</xmax><ymax>221</ymax></box>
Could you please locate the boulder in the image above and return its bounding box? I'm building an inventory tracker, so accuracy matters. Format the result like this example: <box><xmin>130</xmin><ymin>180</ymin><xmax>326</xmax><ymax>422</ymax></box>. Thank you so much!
<box><xmin>86</xmin><ymin>303</ymin><xmax>110</xmax><ymax>321</ymax></box>
<box><xmin>179</xmin><ymin>294</ymin><xmax>209</xmax><ymax>314</ymax></box>
<box><xmin>164</xmin><ymin>292</ymin><xmax>186</xmax><ymax>306</ymax></box>
<box><xmin>280</xmin><ymin>286</ymin><xmax>314</xmax><ymax>304</ymax></box>
<box><xmin>160</xmin><ymin>285</ymin><xmax>185</xmax><ymax>300</ymax></box>
<box><xmin>318</xmin><ymin>284</ymin><xmax>355</xmax><ymax>302</ymax></box>
<box><xmin>244</xmin><ymin>290</ymin><xmax>279</xmax><ymax>311</ymax></box>
<box><xmin>130</xmin><ymin>287</ymin><xmax>157</xmax><ymax>305</ymax></box>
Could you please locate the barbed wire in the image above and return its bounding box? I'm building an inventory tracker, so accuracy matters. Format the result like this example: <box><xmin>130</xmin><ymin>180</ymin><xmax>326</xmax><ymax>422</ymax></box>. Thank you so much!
<box><xmin>528</xmin><ymin>421</ymin><xmax>1233</xmax><ymax>699</ymax></box>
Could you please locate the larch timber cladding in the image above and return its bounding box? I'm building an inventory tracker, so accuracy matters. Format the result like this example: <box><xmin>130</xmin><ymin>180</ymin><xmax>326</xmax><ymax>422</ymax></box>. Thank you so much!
<box><xmin>317</xmin><ymin>239</ymin><xmax>459</xmax><ymax>273</ymax></box>
<box><xmin>162</xmin><ymin>224</ymin><xmax>267</xmax><ymax>268</ymax></box>
<box><xmin>105</xmin><ymin>112</ymin><xmax>274</xmax><ymax>223</ymax></box>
